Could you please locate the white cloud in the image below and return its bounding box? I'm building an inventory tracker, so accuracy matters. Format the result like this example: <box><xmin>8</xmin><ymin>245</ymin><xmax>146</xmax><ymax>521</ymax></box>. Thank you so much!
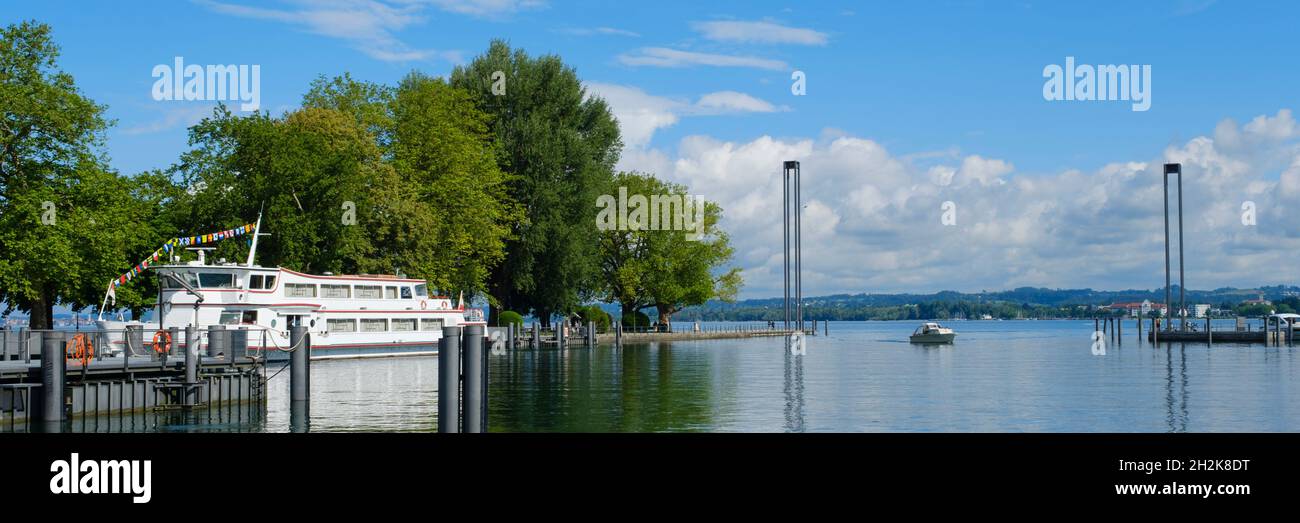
<box><xmin>585</xmin><ymin>83</ymin><xmax>786</xmax><ymax>149</ymax></box>
<box><xmin>695</xmin><ymin>91</ymin><xmax>787</xmax><ymax>114</ymax></box>
<box><xmin>692</xmin><ymin>20</ymin><xmax>829</xmax><ymax>45</ymax></box>
<box><xmin>198</xmin><ymin>0</ymin><xmax>519</xmax><ymax>61</ymax></box>
<box><xmin>425</xmin><ymin>0</ymin><xmax>545</xmax><ymax>17</ymax></box>
<box><xmin>617</xmin><ymin>47</ymin><xmax>789</xmax><ymax>71</ymax></box>
<box><xmin>615</xmin><ymin>109</ymin><xmax>1300</xmax><ymax>299</ymax></box>
<box><xmin>559</xmin><ymin>27</ymin><xmax>640</xmax><ymax>38</ymax></box>
<box><xmin>121</xmin><ymin>104</ymin><xmax>217</xmax><ymax>136</ymax></box>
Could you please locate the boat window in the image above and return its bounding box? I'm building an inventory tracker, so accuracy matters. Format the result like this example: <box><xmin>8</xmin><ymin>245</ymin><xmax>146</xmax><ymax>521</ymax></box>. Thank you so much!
<box><xmin>420</xmin><ymin>318</ymin><xmax>444</xmax><ymax>331</ymax></box>
<box><xmin>385</xmin><ymin>286</ymin><xmax>398</xmax><ymax>299</ymax></box>
<box><xmin>414</xmin><ymin>284</ymin><xmax>428</xmax><ymax>297</ymax></box>
<box><xmin>361</xmin><ymin>318</ymin><xmax>388</xmax><ymax>332</ymax></box>
<box><xmin>199</xmin><ymin>273</ymin><xmax>235</xmax><ymax>288</ymax></box>
<box><xmin>355</xmin><ymin>285</ymin><xmax>382</xmax><ymax>299</ymax></box>
<box><xmin>249</xmin><ymin>274</ymin><xmax>276</xmax><ymax>290</ymax></box>
<box><xmin>285</xmin><ymin>283</ymin><xmax>318</xmax><ymax>298</ymax></box>
<box><xmin>400</xmin><ymin>287</ymin><xmax>413</xmax><ymax>299</ymax></box>
<box><xmin>391</xmin><ymin>318</ymin><xmax>417</xmax><ymax>332</ymax></box>
<box><xmin>326</xmin><ymin>319</ymin><xmax>356</xmax><ymax>333</ymax></box>
<box><xmin>322</xmin><ymin>284</ymin><xmax>351</xmax><ymax>299</ymax></box>
<box><xmin>218</xmin><ymin>312</ymin><xmax>241</xmax><ymax>325</ymax></box>
<box><xmin>242</xmin><ymin>310</ymin><xmax>258</xmax><ymax>324</ymax></box>
<box><xmin>161</xmin><ymin>272</ymin><xmax>197</xmax><ymax>289</ymax></box>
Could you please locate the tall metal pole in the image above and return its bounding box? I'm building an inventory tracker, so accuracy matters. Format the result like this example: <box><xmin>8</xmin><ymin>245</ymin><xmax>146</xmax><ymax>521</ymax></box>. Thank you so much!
<box><xmin>1175</xmin><ymin>164</ymin><xmax>1186</xmax><ymax>331</ymax></box>
<box><xmin>1170</xmin><ymin>165</ymin><xmax>1180</xmax><ymax>333</ymax></box>
<box><xmin>783</xmin><ymin>163</ymin><xmax>791</xmax><ymax>331</ymax></box>
<box><xmin>795</xmin><ymin>162</ymin><xmax>802</xmax><ymax>333</ymax></box>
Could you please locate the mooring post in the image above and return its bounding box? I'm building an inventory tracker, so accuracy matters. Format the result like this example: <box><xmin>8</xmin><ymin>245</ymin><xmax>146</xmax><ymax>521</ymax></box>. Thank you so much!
<box><xmin>438</xmin><ymin>326</ymin><xmax>462</xmax><ymax>433</ymax></box>
<box><xmin>1207</xmin><ymin>316</ymin><xmax>1212</xmax><ymax>345</ymax></box>
<box><xmin>184</xmin><ymin>325</ymin><xmax>198</xmax><ymax>385</ymax></box>
<box><xmin>41</xmin><ymin>331</ymin><xmax>66</xmax><ymax>424</ymax></box>
<box><xmin>206</xmin><ymin>325</ymin><xmax>224</xmax><ymax>358</ymax></box>
<box><xmin>463</xmin><ymin>324</ymin><xmax>484</xmax><ymax>433</ymax></box>
<box><xmin>0</xmin><ymin>329</ymin><xmax>7</xmax><ymax>362</ymax></box>
<box><xmin>18</xmin><ymin>326</ymin><xmax>29</xmax><ymax>363</ymax></box>
<box><xmin>557</xmin><ymin>321</ymin><xmax>565</xmax><ymax>348</ymax></box>
<box><xmin>1137</xmin><ymin>314</ymin><xmax>1143</xmax><ymax>344</ymax></box>
<box><xmin>1117</xmin><ymin>317</ymin><xmax>1122</xmax><ymax>342</ymax></box>
<box><xmin>531</xmin><ymin>323</ymin><xmax>540</xmax><ymax>349</ymax></box>
<box><xmin>586</xmin><ymin>321</ymin><xmax>595</xmax><ymax>347</ymax></box>
<box><xmin>289</xmin><ymin>325</ymin><xmax>310</xmax><ymax>402</ymax></box>
<box><xmin>506</xmin><ymin>323</ymin><xmax>515</xmax><ymax>349</ymax></box>
<box><xmin>1154</xmin><ymin>318</ymin><xmax>1159</xmax><ymax>344</ymax></box>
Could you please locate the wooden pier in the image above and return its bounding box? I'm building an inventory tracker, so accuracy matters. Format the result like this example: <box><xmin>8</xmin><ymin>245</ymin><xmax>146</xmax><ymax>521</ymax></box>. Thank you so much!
<box><xmin>1</xmin><ymin>328</ymin><xmax>267</xmax><ymax>432</ymax></box>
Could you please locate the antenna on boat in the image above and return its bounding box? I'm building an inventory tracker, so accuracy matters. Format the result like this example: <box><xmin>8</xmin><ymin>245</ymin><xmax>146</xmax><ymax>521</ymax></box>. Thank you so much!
<box><xmin>246</xmin><ymin>205</ymin><xmax>268</xmax><ymax>267</ymax></box>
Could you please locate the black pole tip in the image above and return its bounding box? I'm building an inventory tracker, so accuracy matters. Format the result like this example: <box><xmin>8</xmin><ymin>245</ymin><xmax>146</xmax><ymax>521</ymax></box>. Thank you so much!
<box><xmin>1164</xmin><ymin>163</ymin><xmax>1181</xmax><ymax>174</ymax></box>
<box><xmin>783</xmin><ymin>160</ymin><xmax>800</xmax><ymax>170</ymax></box>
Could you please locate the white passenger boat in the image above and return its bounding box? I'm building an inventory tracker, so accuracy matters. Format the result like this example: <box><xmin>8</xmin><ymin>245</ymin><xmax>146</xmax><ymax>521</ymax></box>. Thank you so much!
<box><xmin>909</xmin><ymin>322</ymin><xmax>957</xmax><ymax>344</ymax></box>
<box><xmin>97</xmin><ymin>221</ymin><xmax>483</xmax><ymax>360</ymax></box>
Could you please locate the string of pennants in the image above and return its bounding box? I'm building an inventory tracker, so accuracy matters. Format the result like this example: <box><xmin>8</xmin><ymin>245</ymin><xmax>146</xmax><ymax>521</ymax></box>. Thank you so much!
<box><xmin>107</xmin><ymin>222</ymin><xmax>257</xmax><ymax>299</ymax></box>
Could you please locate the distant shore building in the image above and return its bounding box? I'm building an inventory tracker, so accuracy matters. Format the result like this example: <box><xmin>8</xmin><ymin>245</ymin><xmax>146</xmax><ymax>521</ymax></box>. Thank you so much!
<box><xmin>1193</xmin><ymin>304</ymin><xmax>1211</xmax><ymax>318</ymax></box>
<box><xmin>1243</xmin><ymin>296</ymin><xmax>1272</xmax><ymax>306</ymax></box>
<box><xmin>1107</xmin><ymin>300</ymin><xmax>1166</xmax><ymax>317</ymax></box>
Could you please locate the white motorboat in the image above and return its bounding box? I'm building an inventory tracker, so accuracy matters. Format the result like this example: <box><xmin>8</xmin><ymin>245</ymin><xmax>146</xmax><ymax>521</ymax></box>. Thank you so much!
<box><xmin>909</xmin><ymin>322</ymin><xmax>956</xmax><ymax>344</ymax></box>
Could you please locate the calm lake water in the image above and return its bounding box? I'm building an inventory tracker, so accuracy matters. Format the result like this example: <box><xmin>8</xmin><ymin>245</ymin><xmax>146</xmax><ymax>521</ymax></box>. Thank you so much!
<box><xmin>40</xmin><ymin>320</ymin><xmax>1300</xmax><ymax>432</ymax></box>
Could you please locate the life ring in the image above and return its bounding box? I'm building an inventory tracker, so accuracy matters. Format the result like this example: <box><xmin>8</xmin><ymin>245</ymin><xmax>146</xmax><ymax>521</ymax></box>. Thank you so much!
<box><xmin>152</xmin><ymin>330</ymin><xmax>172</xmax><ymax>354</ymax></box>
<box><xmin>420</xmin><ymin>299</ymin><xmax>428</xmax><ymax>310</ymax></box>
<box><xmin>65</xmin><ymin>333</ymin><xmax>95</xmax><ymax>366</ymax></box>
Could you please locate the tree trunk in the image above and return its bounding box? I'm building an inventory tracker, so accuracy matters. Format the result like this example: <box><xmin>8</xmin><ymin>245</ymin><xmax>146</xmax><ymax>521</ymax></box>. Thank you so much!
<box><xmin>30</xmin><ymin>285</ymin><xmax>55</xmax><ymax>330</ymax></box>
<box><xmin>657</xmin><ymin>305</ymin><xmax>676</xmax><ymax>333</ymax></box>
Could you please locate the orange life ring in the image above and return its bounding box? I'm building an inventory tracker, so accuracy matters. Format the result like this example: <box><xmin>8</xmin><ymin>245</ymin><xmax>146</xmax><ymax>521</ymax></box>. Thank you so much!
<box><xmin>65</xmin><ymin>333</ymin><xmax>94</xmax><ymax>366</ymax></box>
<box><xmin>152</xmin><ymin>330</ymin><xmax>172</xmax><ymax>354</ymax></box>
<box><xmin>420</xmin><ymin>299</ymin><xmax>428</xmax><ymax>310</ymax></box>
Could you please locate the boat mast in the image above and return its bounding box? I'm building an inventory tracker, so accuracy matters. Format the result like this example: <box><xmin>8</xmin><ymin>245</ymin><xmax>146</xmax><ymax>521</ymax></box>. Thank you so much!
<box><xmin>245</xmin><ymin>209</ymin><xmax>264</xmax><ymax>267</ymax></box>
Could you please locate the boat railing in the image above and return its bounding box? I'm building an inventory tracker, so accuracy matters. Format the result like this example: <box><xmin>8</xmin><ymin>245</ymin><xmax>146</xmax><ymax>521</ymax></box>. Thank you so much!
<box><xmin>0</xmin><ymin>325</ymin><xmax>285</xmax><ymax>369</ymax></box>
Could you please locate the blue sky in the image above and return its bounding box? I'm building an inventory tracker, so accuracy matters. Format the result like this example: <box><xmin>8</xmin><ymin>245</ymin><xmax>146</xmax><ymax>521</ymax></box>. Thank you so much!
<box><xmin>5</xmin><ymin>1</ymin><xmax>1299</xmax><ymax>298</ymax></box>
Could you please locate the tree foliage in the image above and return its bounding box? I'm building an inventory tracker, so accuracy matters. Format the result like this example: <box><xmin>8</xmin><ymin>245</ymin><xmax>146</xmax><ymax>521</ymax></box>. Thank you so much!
<box><xmin>450</xmin><ymin>40</ymin><xmax>622</xmax><ymax>326</ymax></box>
<box><xmin>596</xmin><ymin>172</ymin><xmax>742</xmax><ymax>329</ymax></box>
<box><xmin>0</xmin><ymin>21</ymin><xmax>170</xmax><ymax>327</ymax></box>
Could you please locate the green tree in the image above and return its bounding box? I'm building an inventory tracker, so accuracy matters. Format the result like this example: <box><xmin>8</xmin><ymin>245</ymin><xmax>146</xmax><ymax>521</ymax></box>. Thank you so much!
<box><xmin>450</xmin><ymin>40</ymin><xmax>622</xmax><ymax>327</ymax></box>
<box><xmin>0</xmin><ymin>21</ymin><xmax>168</xmax><ymax>328</ymax></box>
<box><xmin>596</xmin><ymin>172</ymin><xmax>742</xmax><ymax>331</ymax></box>
<box><xmin>178</xmin><ymin>105</ymin><xmax>385</xmax><ymax>275</ymax></box>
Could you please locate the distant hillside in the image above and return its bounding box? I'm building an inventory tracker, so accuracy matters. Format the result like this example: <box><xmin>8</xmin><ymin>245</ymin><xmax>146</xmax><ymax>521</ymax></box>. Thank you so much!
<box><xmin>675</xmin><ymin>285</ymin><xmax>1300</xmax><ymax>321</ymax></box>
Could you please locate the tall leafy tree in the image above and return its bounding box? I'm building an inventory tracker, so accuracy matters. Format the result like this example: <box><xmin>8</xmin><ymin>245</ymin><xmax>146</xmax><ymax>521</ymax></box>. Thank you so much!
<box><xmin>300</xmin><ymin>72</ymin><xmax>522</xmax><ymax>297</ymax></box>
<box><xmin>596</xmin><ymin>172</ymin><xmax>742</xmax><ymax>330</ymax></box>
<box><xmin>0</xmin><ymin>21</ymin><xmax>167</xmax><ymax>328</ymax></box>
<box><xmin>450</xmin><ymin>40</ymin><xmax>622</xmax><ymax>326</ymax></box>
<box><xmin>177</xmin><ymin>105</ymin><xmax>388</xmax><ymax>275</ymax></box>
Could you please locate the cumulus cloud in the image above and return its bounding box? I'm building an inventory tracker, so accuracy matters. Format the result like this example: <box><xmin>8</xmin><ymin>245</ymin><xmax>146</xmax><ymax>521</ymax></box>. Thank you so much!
<box><xmin>616</xmin><ymin>109</ymin><xmax>1300</xmax><ymax>298</ymax></box>
<box><xmin>692</xmin><ymin>20</ymin><xmax>829</xmax><ymax>45</ymax></box>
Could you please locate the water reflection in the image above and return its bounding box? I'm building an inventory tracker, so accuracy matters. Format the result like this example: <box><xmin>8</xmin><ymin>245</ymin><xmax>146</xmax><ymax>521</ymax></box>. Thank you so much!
<box><xmin>1165</xmin><ymin>344</ymin><xmax>1189</xmax><ymax>433</ymax></box>
<box><xmin>783</xmin><ymin>350</ymin><xmax>805</xmax><ymax>432</ymax></box>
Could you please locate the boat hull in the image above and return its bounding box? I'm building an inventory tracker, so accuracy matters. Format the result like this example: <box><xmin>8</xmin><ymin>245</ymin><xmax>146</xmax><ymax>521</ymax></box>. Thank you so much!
<box><xmin>909</xmin><ymin>333</ymin><xmax>956</xmax><ymax>344</ymax></box>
